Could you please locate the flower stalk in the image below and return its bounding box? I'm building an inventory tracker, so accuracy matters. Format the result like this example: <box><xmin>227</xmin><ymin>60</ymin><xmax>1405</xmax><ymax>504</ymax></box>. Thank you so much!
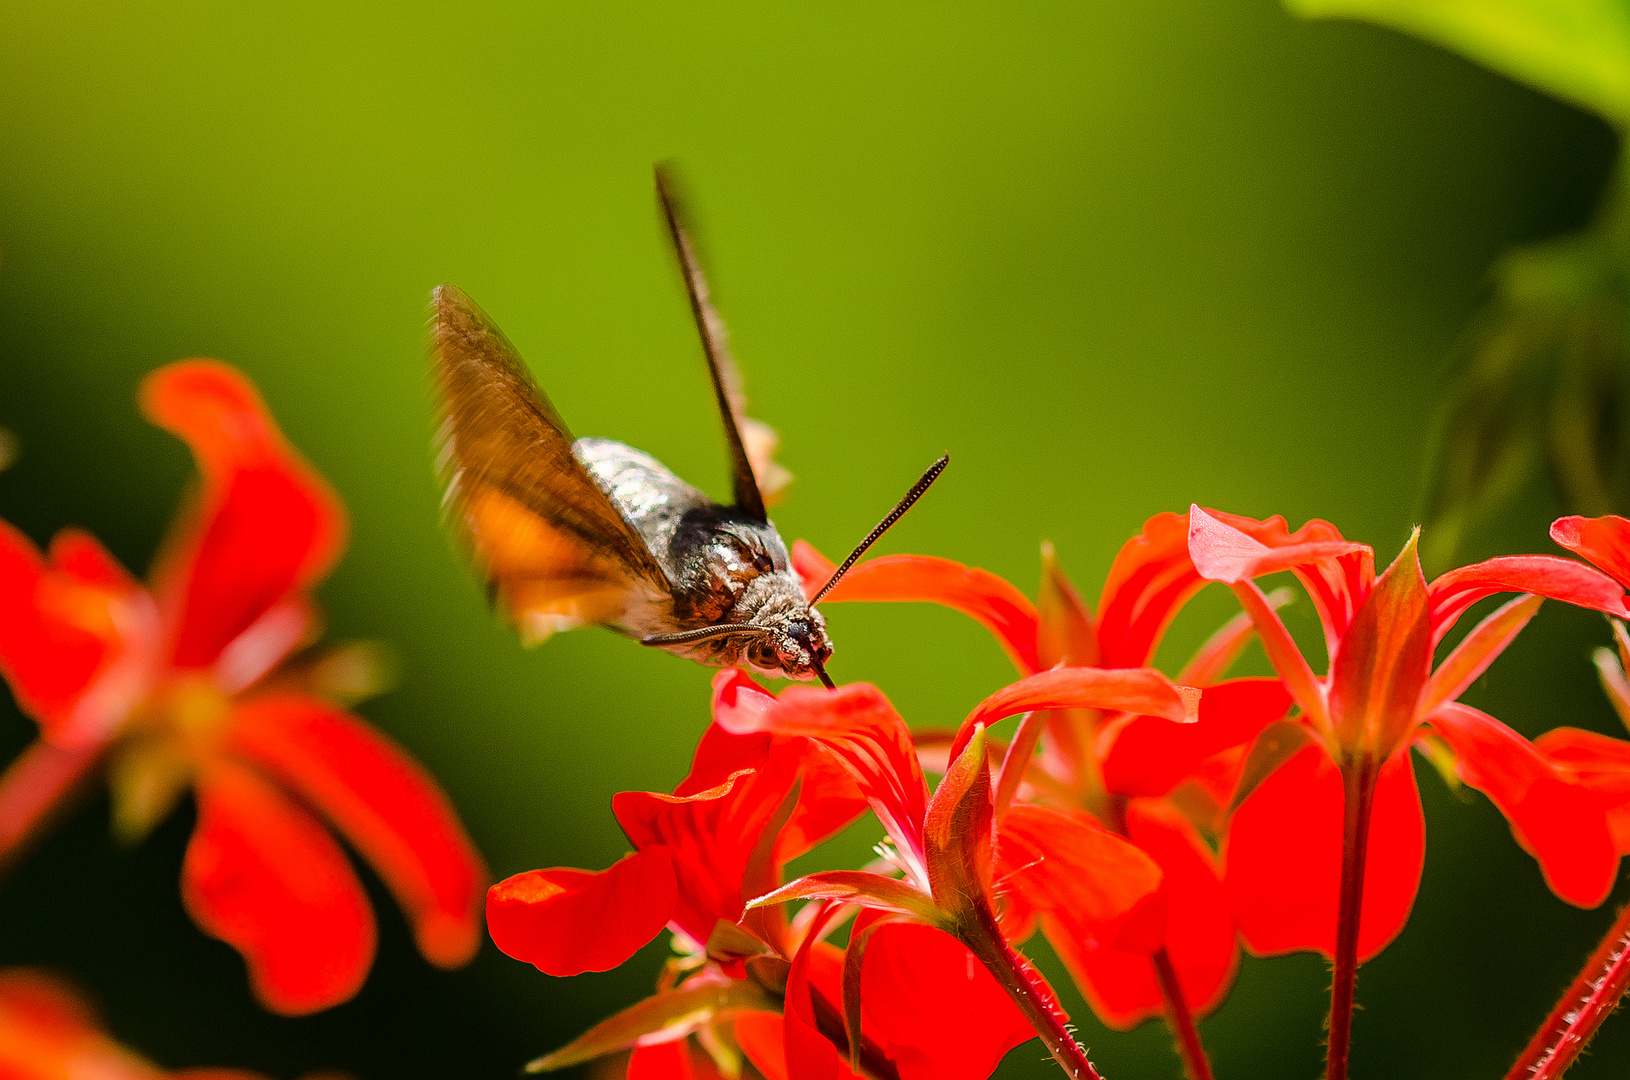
<box><xmin>1152</xmin><ymin>947</ymin><xmax>1214</xmax><ymax>1080</ymax></box>
<box><xmin>1504</xmin><ymin>901</ymin><xmax>1630</xmax><ymax>1080</ymax></box>
<box><xmin>1327</xmin><ymin>756</ymin><xmax>1379</xmax><ymax>1080</ymax></box>
<box><xmin>961</xmin><ymin>897</ymin><xmax>1106</xmax><ymax>1080</ymax></box>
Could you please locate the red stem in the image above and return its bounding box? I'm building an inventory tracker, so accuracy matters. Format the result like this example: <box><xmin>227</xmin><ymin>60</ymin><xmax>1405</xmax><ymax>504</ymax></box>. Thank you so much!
<box><xmin>1152</xmin><ymin>947</ymin><xmax>1215</xmax><ymax>1080</ymax></box>
<box><xmin>961</xmin><ymin>898</ymin><xmax>1106</xmax><ymax>1080</ymax></box>
<box><xmin>0</xmin><ymin>736</ymin><xmax>106</xmax><ymax>877</ymax></box>
<box><xmin>1328</xmin><ymin>756</ymin><xmax>1378</xmax><ymax>1080</ymax></box>
<box><xmin>1504</xmin><ymin>901</ymin><xmax>1630</xmax><ymax>1080</ymax></box>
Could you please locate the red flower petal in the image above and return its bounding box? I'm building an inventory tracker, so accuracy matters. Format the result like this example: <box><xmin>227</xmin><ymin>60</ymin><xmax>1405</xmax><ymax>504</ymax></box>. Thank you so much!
<box><xmin>792</xmin><ymin>542</ymin><xmax>1040</xmax><ymax>675</ymax></box>
<box><xmin>950</xmin><ymin>667</ymin><xmax>1199</xmax><ymax>767</ymax></box>
<box><xmin>615</xmin><ymin>766</ymin><xmax>803</xmax><ymax>949</ymax></box>
<box><xmin>1428</xmin><ymin>704</ymin><xmax>1617</xmax><ymax>907</ymax></box>
<box><xmin>1551</xmin><ymin>515</ymin><xmax>1630</xmax><ymax>589</ymax></box>
<box><xmin>0</xmin><ymin>968</ymin><xmax>100</xmax><ymax>1047</ymax></box>
<box><xmin>736</xmin><ymin>1013</ymin><xmax>793</xmax><ymax>1080</ymax></box>
<box><xmin>699</xmin><ymin>672</ymin><xmax>868</xmax><ymax>863</ymax></box>
<box><xmin>1538</xmin><ymin>727</ymin><xmax>1630</xmax><ymax>853</ymax></box>
<box><xmin>0</xmin><ymin>970</ymin><xmax>275</xmax><ymax>1080</ymax></box>
<box><xmin>782</xmin><ymin>922</ymin><xmax>855</xmax><ymax>1080</ymax></box>
<box><xmin>182</xmin><ymin>760</ymin><xmax>375</xmax><ymax>1015</ymax></box>
<box><xmin>0</xmin><ymin>523</ymin><xmax>148</xmax><ymax>742</ymax></box>
<box><xmin>1223</xmin><ymin>744</ymin><xmax>1423</xmax><ymax>960</ymax></box>
<box><xmin>1044</xmin><ymin>928</ymin><xmax>1160</xmax><ymax>1032</ymax></box>
<box><xmin>1427</xmin><ymin>555</ymin><xmax>1629</xmax><ymax>643</ymax></box>
<box><xmin>996</xmin><ymin>803</ymin><xmax>1165</xmax><ymax>955</ymax></box>
<box><xmin>1043</xmin><ymin>801</ymin><xmax>1236</xmax><ymax>1030</ymax></box>
<box><xmin>627</xmin><ymin>1038</ymin><xmax>730</xmax><ymax>1080</ymax></box>
<box><xmin>1101</xmin><ymin>678</ymin><xmax>1293</xmax><ymax>798</ymax></box>
<box><xmin>227</xmin><ymin>693</ymin><xmax>487</xmax><ymax>968</ymax></box>
<box><xmin>860</xmin><ymin>923</ymin><xmax>1033</xmax><ymax>1080</ymax></box>
<box><xmin>1095</xmin><ymin>512</ymin><xmax>1205</xmax><ymax>669</ymax></box>
<box><xmin>1189</xmin><ymin>508</ymin><xmax>1375</xmax><ymax>653</ymax></box>
<box><xmin>717</xmin><ymin>682</ymin><xmax>930</xmax><ymax>880</ymax></box>
<box><xmin>738</xmin><ymin>1010</ymin><xmax>866</xmax><ymax>1080</ymax></box>
<box><xmin>486</xmin><ymin>850</ymin><xmax>677</xmax><ymax>976</ymax></box>
<box><xmin>628</xmin><ymin>1040</ymin><xmax>697</xmax><ymax>1080</ymax></box>
<box><xmin>139</xmin><ymin>361</ymin><xmax>346</xmax><ymax>671</ymax></box>
<box><xmin>1126</xmin><ymin>800</ymin><xmax>1237</xmax><ymax>1017</ymax></box>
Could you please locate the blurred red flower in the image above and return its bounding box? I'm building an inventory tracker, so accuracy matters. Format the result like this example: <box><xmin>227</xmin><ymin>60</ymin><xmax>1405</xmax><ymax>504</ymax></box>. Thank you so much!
<box><xmin>1184</xmin><ymin>506</ymin><xmax>1629</xmax><ymax>961</ymax></box>
<box><xmin>0</xmin><ymin>361</ymin><xmax>486</xmax><ymax>1014</ymax></box>
<box><xmin>0</xmin><ymin>966</ymin><xmax>270</xmax><ymax>1080</ymax></box>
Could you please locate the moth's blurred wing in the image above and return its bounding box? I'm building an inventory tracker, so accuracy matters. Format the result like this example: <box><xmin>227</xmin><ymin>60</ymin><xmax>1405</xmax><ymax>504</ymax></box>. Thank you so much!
<box><xmin>431</xmin><ymin>284</ymin><xmax>670</xmax><ymax>643</ymax></box>
<box><xmin>654</xmin><ymin>166</ymin><xmax>793</xmax><ymax>512</ymax></box>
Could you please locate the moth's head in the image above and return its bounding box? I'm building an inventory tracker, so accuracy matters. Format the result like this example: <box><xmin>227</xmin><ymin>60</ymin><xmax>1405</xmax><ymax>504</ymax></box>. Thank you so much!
<box><xmin>746</xmin><ymin>607</ymin><xmax>834</xmax><ymax>685</ymax></box>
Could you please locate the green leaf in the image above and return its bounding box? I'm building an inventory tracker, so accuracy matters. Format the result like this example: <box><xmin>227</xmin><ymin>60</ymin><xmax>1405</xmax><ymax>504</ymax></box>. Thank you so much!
<box><xmin>524</xmin><ymin>982</ymin><xmax>775</xmax><ymax>1073</ymax></box>
<box><xmin>1286</xmin><ymin>0</ymin><xmax>1630</xmax><ymax>127</ymax></box>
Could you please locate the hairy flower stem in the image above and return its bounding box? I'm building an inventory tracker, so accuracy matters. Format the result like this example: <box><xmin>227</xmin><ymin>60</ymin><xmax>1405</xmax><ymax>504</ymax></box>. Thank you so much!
<box><xmin>0</xmin><ymin>736</ymin><xmax>105</xmax><ymax>878</ymax></box>
<box><xmin>1152</xmin><ymin>947</ymin><xmax>1214</xmax><ymax>1080</ymax></box>
<box><xmin>962</xmin><ymin>899</ymin><xmax>1106</xmax><ymax>1080</ymax></box>
<box><xmin>1327</xmin><ymin>756</ymin><xmax>1378</xmax><ymax>1080</ymax></box>
<box><xmin>1504</xmin><ymin>901</ymin><xmax>1630</xmax><ymax>1080</ymax></box>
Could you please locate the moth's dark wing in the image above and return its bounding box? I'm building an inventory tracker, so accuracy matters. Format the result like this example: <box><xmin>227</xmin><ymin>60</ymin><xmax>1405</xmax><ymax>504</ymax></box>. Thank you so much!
<box><xmin>654</xmin><ymin>165</ymin><xmax>771</xmax><ymax>522</ymax></box>
<box><xmin>431</xmin><ymin>285</ymin><xmax>671</xmax><ymax>621</ymax></box>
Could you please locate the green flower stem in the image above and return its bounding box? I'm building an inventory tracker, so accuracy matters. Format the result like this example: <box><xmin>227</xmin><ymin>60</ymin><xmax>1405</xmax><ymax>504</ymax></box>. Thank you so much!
<box><xmin>961</xmin><ymin>897</ymin><xmax>1107</xmax><ymax>1080</ymax></box>
<box><xmin>0</xmin><ymin>735</ymin><xmax>106</xmax><ymax>878</ymax></box>
<box><xmin>1504</xmin><ymin>901</ymin><xmax>1630</xmax><ymax>1080</ymax></box>
<box><xmin>1152</xmin><ymin>947</ymin><xmax>1215</xmax><ymax>1080</ymax></box>
<box><xmin>1328</xmin><ymin>755</ymin><xmax>1379</xmax><ymax>1080</ymax></box>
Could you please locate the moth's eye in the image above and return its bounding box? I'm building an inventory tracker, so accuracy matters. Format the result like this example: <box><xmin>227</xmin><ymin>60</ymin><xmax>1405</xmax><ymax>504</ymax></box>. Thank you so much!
<box><xmin>752</xmin><ymin>550</ymin><xmax>774</xmax><ymax>573</ymax></box>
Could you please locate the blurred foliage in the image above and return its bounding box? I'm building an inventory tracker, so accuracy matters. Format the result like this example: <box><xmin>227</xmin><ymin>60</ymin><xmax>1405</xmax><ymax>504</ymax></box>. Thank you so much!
<box><xmin>1290</xmin><ymin>0</ymin><xmax>1630</xmax><ymax>571</ymax></box>
<box><xmin>1289</xmin><ymin>0</ymin><xmax>1630</xmax><ymax>126</ymax></box>
<box><xmin>1421</xmin><ymin>202</ymin><xmax>1630</xmax><ymax>569</ymax></box>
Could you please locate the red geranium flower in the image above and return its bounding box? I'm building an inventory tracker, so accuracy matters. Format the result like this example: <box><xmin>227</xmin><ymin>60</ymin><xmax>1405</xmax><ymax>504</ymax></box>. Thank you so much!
<box><xmin>733</xmin><ymin>666</ymin><xmax>1199</xmax><ymax>1080</ymax></box>
<box><xmin>1183</xmin><ymin>506</ymin><xmax>1629</xmax><ymax>959</ymax></box>
<box><xmin>1533</xmin><ymin>515</ymin><xmax>1630</xmax><ymax>860</ymax></box>
<box><xmin>794</xmin><ymin>516</ymin><xmax>1292</xmax><ymax>1036</ymax></box>
<box><xmin>0</xmin><ymin>361</ymin><xmax>486</xmax><ymax>1014</ymax></box>
<box><xmin>0</xmin><ymin>967</ymin><xmax>275</xmax><ymax>1080</ymax></box>
<box><xmin>487</xmin><ymin>670</ymin><xmax>1082</xmax><ymax>1080</ymax></box>
<box><xmin>487</xmin><ymin>690</ymin><xmax>878</xmax><ymax>1080</ymax></box>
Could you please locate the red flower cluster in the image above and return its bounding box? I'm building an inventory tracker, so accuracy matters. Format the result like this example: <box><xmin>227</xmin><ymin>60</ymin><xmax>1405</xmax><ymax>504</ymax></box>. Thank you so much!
<box><xmin>0</xmin><ymin>362</ymin><xmax>487</xmax><ymax>1014</ymax></box>
<box><xmin>487</xmin><ymin>670</ymin><xmax>1040</xmax><ymax>1080</ymax></box>
<box><xmin>495</xmin><ymin>507</ymin><xmax>1630</xmax><ymax>1080</ymax></box>
<box><xmin>12</xmin><ymin>360</ymin><xmax>1630</xmax><ymax>1080</ymax></box>
<box><xmin>1183</xmin><ymin>508</ymin><xmax>1629</xmax><ymax>955</ymax></box>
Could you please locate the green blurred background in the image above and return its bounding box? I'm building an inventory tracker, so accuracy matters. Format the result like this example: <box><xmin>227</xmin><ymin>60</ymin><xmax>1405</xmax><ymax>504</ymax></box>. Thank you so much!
<box><xmin>0</xmin><ymin>1</ymin><xmax>1626</xmax><ymax>1077</ymax></box>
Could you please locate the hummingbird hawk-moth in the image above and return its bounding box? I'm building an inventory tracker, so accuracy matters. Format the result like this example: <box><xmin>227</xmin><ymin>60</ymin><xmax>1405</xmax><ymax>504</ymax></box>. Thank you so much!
<box><xmin>430</xmin><ymin>167</ymin><xmax>945</xmax><ymax>686</ymax></box>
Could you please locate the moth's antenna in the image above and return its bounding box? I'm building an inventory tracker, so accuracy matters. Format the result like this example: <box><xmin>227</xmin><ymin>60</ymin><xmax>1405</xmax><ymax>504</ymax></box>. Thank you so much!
<box><xmin>641</xmin><ymin>624</ymin><xmax>776</xmax><ymax>647</ymax></box>
<box><xmin>810</xmin><ymin>454</ymin><xmax>949</xmax><ymax>607</ymax></box>
<box><xmin>810</xmin><ymin>653</ymin><xmax>837</xmax><ymax>690</ymax></box>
